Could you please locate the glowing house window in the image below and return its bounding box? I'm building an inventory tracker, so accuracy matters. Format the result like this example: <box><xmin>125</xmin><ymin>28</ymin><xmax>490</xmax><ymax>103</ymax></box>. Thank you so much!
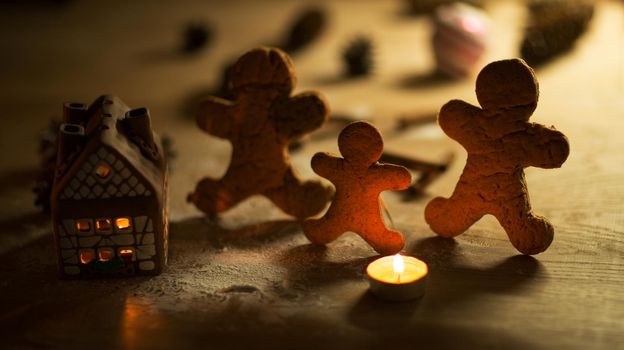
<box><xmin>95</xmin><ymin>218</ymin><xmax>112</xmax><ymax>232</ymax></box>
<box><xmin>98</xmin><ymin>248</ymin><xmax>115</xmax><ymax>262</ymax></box>
<box><xmin>80</xmin><ymin>250</ymin><xmax>95</xmax><ymax>264</ymax></box>
<box><xmin>119</xmin><ymin>248</ymin><xmax>134</xmax><ymax>261</ymax></box>
<box><xmin>95</xmin><ymin>164</ymin><xmax>110</xmax><ymax>178</ymax></box>
<box><xmin>115</xmin><ymin>217</ymin><xmax>131</xmax><ymax>231</ymax></box>
<box><xmin>76</xmin><ymin>219</ymin><xmax>91</xmax><ymax>232</ymax></box>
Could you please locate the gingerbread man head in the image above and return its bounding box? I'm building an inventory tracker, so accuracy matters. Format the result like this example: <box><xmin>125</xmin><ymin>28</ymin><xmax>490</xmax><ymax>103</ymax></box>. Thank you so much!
<box><xmin>476</xmin><ymin>58</ymin><xmax>539</xmax><ymax>118</ymax></box>
<box><xmin>338</xmin><ymin>121</ymin><xmax>384</xmax><ymax>167</ymax></box>
<box><xmin>229</xmin><ymin>48</ymin><xmax>296</xmax><ymax>96</ymax></box>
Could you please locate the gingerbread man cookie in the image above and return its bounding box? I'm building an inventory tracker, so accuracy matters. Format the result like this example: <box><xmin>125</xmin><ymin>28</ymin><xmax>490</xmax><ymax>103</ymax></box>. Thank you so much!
<box><xmin>302</xmin><ymin>121</ymin><xmax>412</xmax><ymax>255</ymax></box>
<box><xmin>424</xmin><ymin>58</ymin><xmax>570</xmax><ymax>255</ymax></box>
<box><xmin>188</xmin><ymin>47</ymin><xmax>333</xmax><ymax>220</ymax></box>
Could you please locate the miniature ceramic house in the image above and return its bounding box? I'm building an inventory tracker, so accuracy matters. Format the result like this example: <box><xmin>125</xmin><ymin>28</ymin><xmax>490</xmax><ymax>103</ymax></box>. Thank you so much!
<box><xmin>50</xmin><ymin>95</ymin><xmax>168</xmax><ymax>277</ymax></box>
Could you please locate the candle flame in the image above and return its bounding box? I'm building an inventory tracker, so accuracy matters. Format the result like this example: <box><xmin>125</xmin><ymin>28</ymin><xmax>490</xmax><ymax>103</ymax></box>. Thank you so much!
<box><xmin>393</xmin><ymin>254</ymin><xmax>405</xmax><ymax>275</ymax></box>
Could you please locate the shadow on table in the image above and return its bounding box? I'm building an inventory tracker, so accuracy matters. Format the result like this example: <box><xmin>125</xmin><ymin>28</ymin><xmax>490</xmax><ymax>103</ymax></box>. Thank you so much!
<box><xmin>169</xmin><ymin>216</ymin><xmax>302</xmax><ymax>249</ymax></box>
<box><xmin>345</xmin><ymin>236</ymin><xmax>544</xmax><ymax>347</ymax></box>
<box><xmin>273</xmin><ymin>243</ymin><xmax>375</xmax><ymax>291</ymax></box>
<box><xmin>348</xmin><ymin>290</ymin><xmax>422</xmax><ymax>331</ymax></box>
<box><xmin>349</xmin><ymin>316</ymin><xmax>538</xmax><ymax>350</ymax></box>
<box><xmin>408</xmin><ymin>236</ymin><xmax>544</xmax><ymax>303</ymax></box>
<box><xmin>0</xmin><ymin>227</ymin><xmax>149</xmax><ymax>349</ymax></box>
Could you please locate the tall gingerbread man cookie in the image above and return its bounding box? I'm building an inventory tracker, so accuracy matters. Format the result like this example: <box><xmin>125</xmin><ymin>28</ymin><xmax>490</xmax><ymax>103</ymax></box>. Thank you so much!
<box><xmin>302</xmin><ymin>121</ymin><xmax>412</xmax><ymax>255</ymax></box>
<box><xmin>188</xmin><ymin>47</ymin><xmax>333</xmax><ymax>220</ymax></box>
<box><xmin>425</xmin><ymin>58</ymin><xmax>570</xmax><ymax>255</ymax></box>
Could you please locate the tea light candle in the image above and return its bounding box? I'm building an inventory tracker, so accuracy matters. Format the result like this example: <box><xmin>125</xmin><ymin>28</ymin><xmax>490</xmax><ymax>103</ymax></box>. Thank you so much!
<box><xmin>366</xmin><ymin>254</ymin><xmax>428</xmax><ymax>302</ymax></box>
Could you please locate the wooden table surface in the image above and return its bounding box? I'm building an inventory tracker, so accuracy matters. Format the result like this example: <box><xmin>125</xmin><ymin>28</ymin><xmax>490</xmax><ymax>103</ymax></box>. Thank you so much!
<box><xmin>0</xmin><ymin>1</ymin><xmax>622</xmax><ymax>349</ymax></box>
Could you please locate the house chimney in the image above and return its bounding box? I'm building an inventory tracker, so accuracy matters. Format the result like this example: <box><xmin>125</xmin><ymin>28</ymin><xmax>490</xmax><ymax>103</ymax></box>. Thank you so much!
<box><xmin>121</xmin><ymin>107</ymin><xmax>159</xmax><ymax>160</ymax></box>
<box><xmin>57</xmin><ymin>123</ymin><xmax>85</xmax><ymax>163</ymax></box>
<box><xmin>63</xmin><ymin>102</ymin><xmax>88</xmax><ymax>124</ymax></box>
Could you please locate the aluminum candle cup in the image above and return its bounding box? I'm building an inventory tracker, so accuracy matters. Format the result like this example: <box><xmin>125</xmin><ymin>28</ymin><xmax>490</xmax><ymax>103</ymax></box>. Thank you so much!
<box><xmin>366</xmin><ymin>254</ymin><xmax>428</xmax><ymax>302</ymax></box>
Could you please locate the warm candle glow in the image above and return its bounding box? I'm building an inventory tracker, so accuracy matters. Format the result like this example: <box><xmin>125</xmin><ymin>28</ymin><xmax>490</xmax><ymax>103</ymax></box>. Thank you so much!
<box><xmin>79</xmin><ymin>250</ymin><xmax>95</xmax><ymax>264</ymax></box>
<box><xmin>367</xmin><ymin>255</ymin><xmax>428</xmax><ymax>285</ymax></box>
<box><xmin>393</xmin><ymin>254</ymin><xmax>405</xmax><ymax>275</ymax></box>
<box><xmin>367</xmin><ymin>254</ymin><xmax>429</xmax><ymax>301</ymax></box>
<box><xmin>98</xmin><ymin>248</ymin><xmax>114</xmax><ymax>262</ymax></box>
<box><xmin>95</xmin><ymin>164</ymin><xmax>110</xmax><ymax>178</ymax></box>
<box><xmin>119</xmin><ymin>248</ymin><xmax>133</xmax><ymax>256</ymax></box>
<box><xmin>96</xmin><ymin>218</ymin><xmax>112</xmax><ymax>232</ymax></box>
<box><xmin>119</xmin><ymin>248</ymin><xmax>134</xmax><ymax>261</ymax></box>
<box><xmin>115</xmin><ymin>217</ymin><xmax>131</xmax><ymax>230</ymax></box>
<box><xmin>393</xmin><ymin>254</ymin><xmax>404</xmax><ymax>282</ymax></box>
<box><xmin>75</xmin><ymin>219</ymin><xmax>91</xmax><ymax>232</ymax></box>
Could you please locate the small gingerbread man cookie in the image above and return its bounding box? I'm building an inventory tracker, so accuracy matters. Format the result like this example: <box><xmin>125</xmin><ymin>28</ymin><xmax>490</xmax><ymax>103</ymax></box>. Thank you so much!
<box><xmin>302</xmin><ymin>121</ymin><xmax>412</xmax><ymax>255</ymax></box>
<box><xmin>424</xmin><ymin>58</ymin><xmax>570</xmax><ymax>255</ymax></box>
<box><xmin>188</xmin><ymin>47</ymin><xmax>333</xmax><ymax>220</ymax></box>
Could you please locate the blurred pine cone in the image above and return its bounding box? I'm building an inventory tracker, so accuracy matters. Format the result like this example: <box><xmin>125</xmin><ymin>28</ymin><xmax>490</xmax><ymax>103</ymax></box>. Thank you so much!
<box><xmin>342</xmin><ymin>36</ymin><xmax>374</xmax><ymax>77</ymax></box>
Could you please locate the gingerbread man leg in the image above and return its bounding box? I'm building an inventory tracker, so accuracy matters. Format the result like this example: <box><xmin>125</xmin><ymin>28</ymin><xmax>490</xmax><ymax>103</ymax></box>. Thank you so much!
<box><xmin>302</xmin><ymin>214</ymin><xmax>346</xmax><ymax>245</ymax></box>
<box><xmin>188</xmin><ymin>177</ymin><xmax>250</xmax><ymax>216</ymax></box>
<box><xmin>358</xmin><ymin>225</ymin><xmax>405</xmax><ymax>255</ymax></box>
<box><xmin>264</xmin><ymin>167</ymin><xmax>333</xmax><ymax>220</ymax></box>
<box><xmin>494</xmin><ymin>196</ymin><xmax>554</xmax><ymax>255</ymax></box>
<box><xmin>425</xmin><ymin>188</ymin><xmax>485</xmax><ymax>238</ymax></box>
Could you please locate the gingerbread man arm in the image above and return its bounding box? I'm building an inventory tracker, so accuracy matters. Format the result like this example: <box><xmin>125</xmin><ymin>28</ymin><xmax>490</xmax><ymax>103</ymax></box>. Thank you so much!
<box><xmin>521</xmin><ymin>124</ymin><xmax>570</xmax><ymax>168</ymax></box>
<box><xmin>370</xmin><ymin>164</ymin><xmax>412</xmax><ymax>191</ymax></box>
<box><xmin>196</xmin><ymin>96</ymin><xmax>237</xmax><ymax>139</ymax></box>
<box><xmin>271</xmin><ymin>92</ymin><xmax>329</xmax><ymax>141</ymax></box>
<box><xmin>438</xmin><ymin>99</ymin><xmax>482</xmax><ymax>146</ymax></box>
<box><xmin>310</xmin><ymin>152</ymin><xmax>342</xmax><ymax>183</ymax></box>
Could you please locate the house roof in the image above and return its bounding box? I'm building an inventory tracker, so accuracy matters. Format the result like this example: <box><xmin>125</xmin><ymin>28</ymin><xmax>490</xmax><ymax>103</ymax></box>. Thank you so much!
<box><xmin>51</xmin><ymin>95</ymin><xmax>166</xmax><ymax>203</ymax></box>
